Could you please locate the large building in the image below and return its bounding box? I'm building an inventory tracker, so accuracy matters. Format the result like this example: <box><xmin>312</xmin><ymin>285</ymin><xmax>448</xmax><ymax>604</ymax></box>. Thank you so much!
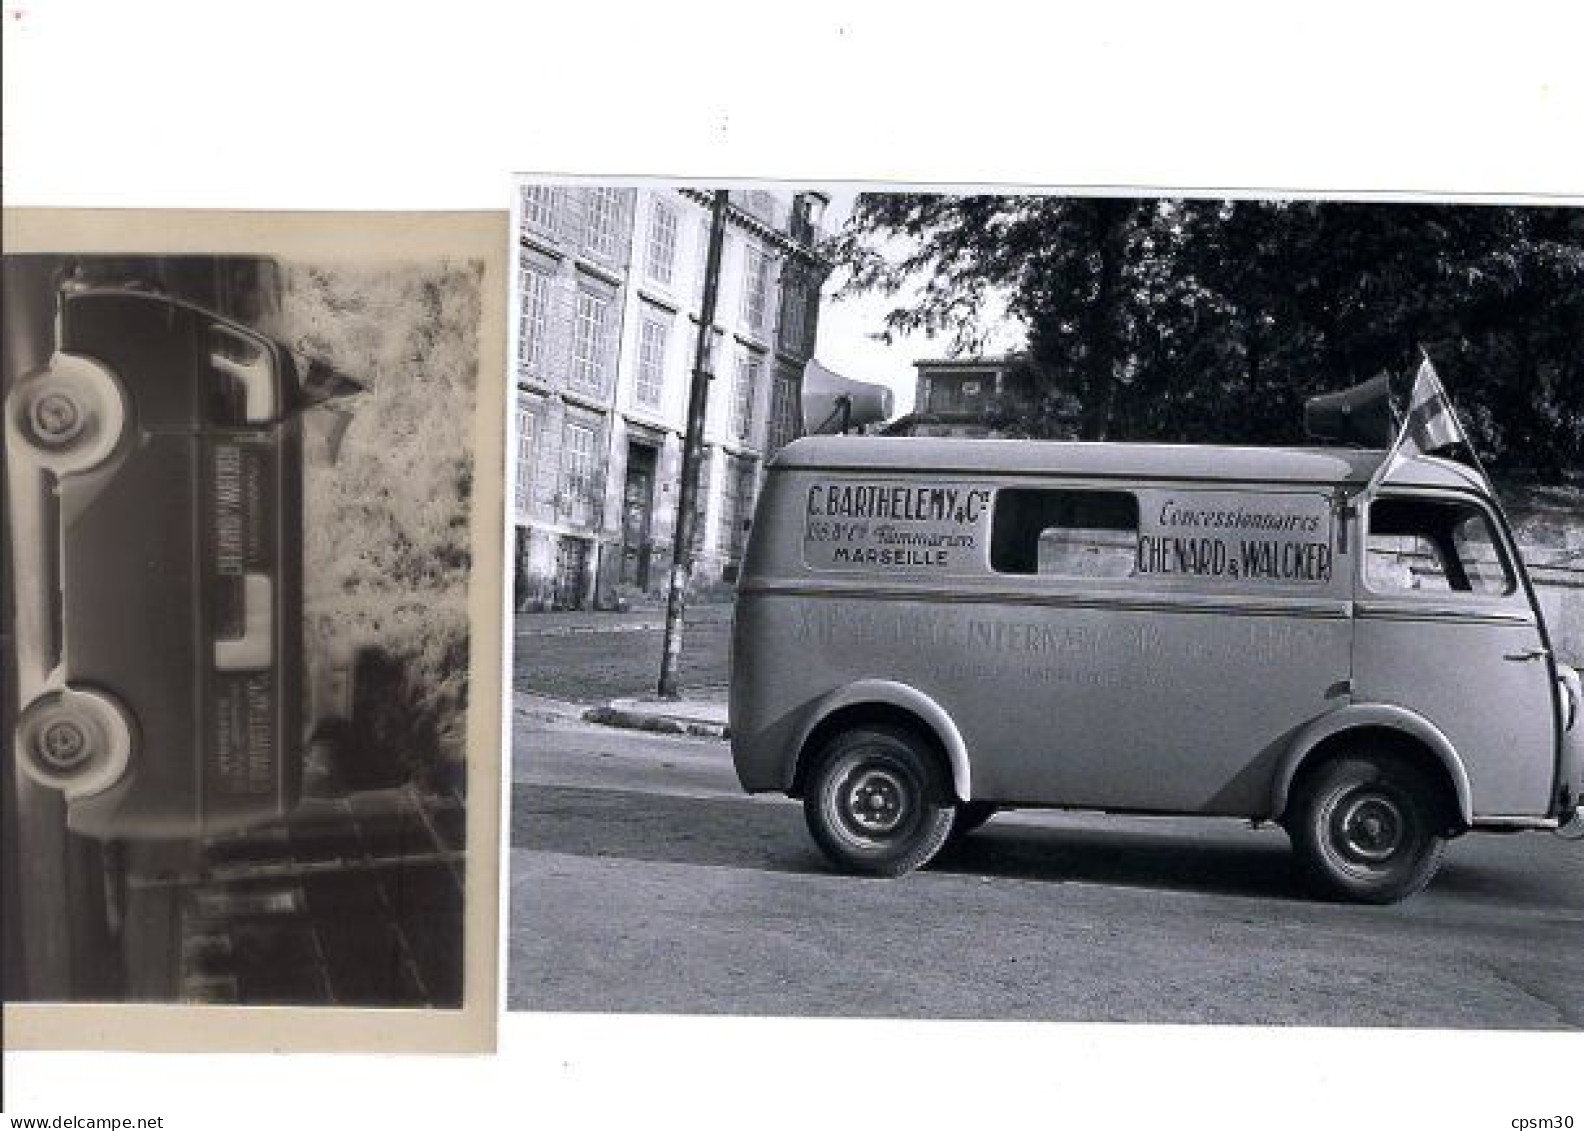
<box><xmin>512</xmin><ymin>185</ymin><xmax>830</xmax><ymax>610</ymax></box>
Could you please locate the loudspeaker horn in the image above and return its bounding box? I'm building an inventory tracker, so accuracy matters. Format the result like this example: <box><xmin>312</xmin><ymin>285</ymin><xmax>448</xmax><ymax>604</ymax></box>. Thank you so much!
<box><xmin>1304</xmin><ymin>373</ymin><xmax>1395</xmax><ymax>449</ymax></box>
<box><xmin>801</xmin><ymin>359</ymin><xmax>895</xmax><ymax>435</ymax></box>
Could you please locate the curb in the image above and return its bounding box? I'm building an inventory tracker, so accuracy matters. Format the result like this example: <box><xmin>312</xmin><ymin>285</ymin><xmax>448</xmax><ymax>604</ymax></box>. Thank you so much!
<box><xmin>581</xmin><ymin>705</ymin><xmax>730</xmax><ymax>740</ymax></box>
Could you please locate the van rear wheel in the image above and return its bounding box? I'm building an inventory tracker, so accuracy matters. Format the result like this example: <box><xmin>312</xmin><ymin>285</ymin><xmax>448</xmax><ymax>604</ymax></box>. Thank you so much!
<box><xmin>804</xmin><ymin>726</ymin><xmax>955</xmax><ymax>877</ymax></box>
<box><xmin>16</xmin><ymin>689</ymin><xmax>134</xmax><ymax>798</ymax></box>
<box><xmin>1288</xmin><ymin>755</ymin><xmax>1447</xmax><ymax>904</ymax></box>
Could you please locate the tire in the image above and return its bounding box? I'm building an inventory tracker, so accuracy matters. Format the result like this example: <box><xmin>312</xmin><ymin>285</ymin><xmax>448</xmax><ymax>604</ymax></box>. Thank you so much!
<box><xmin>1287</xmin><ymin>754</ymin><xmax>1448</xmax><ymax>904</ymax></box>
<box><xmin>15</xmin><ymin>688</ymin><xmax>135</xmax><ymax>798</ymax></box>
<box><xmin>803</xmin><ymin>726</ymin><xmax>956</xmax><ymax>877</ymax></box>
<box><xmin>5</xmin><ymin>353</ymin><xmax>128</xmax><ymax>476</ymax></box>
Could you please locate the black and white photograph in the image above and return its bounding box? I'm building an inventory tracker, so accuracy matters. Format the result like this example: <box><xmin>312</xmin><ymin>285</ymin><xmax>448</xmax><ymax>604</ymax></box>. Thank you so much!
<box><xmin>508</xmin><ymin>181</ymin><xmax>1583</xmax><ymax>1028</ymax></box>
<box><xmin>2</xmin><ymin>211</ymin><xmax>505</xmax><ymax>1050</ymax></box>
<box><xmin>6</xmin><ymin>4</ymin><xmax>1584</xmax><ymax>1125</ymax></box>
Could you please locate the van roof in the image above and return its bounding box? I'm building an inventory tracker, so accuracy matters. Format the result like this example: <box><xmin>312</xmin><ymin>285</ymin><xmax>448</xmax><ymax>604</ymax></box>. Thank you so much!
<box><xmin>771</xmin><ymin>435</ymin><xmax>1487</xmax><ymax>493</ymax></box>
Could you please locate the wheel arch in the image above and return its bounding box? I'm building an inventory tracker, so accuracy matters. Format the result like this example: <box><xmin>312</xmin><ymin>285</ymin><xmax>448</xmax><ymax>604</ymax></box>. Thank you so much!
<box><xmin>1273</xmin><ymin>704</ymin><xmax>1473</xmax><ymax>830</ymax></box>
<box><xmin>790</xmin><ymin>680</ymin><xmax>971</xmax><ymax>803</ymax></box>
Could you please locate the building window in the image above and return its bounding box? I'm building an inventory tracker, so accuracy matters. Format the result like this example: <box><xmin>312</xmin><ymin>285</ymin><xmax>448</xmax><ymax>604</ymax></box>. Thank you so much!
<box><xmin>523</xmin><ymin>185</ymin><xmax>559</xmax><ymax>231</ymax></box>
<box><xmin>768</xmin><ymin>367</ymin><xmax>800</xmax><ymax>454</ymax></box>
<box><xmin>924</xmin><ymin>372</ymin><xmax>992</xmax><ymax>414</ymax></box>
<box><xmin>778</xmin><ymin>274</ymin><xmax>807</xmax><ymax>356</ymax></box>
<box><xmin>635</xmin><ymin>316</ymin><xmax>668</xmax><ymax>409</ymax></box>
<box><xmin>740</xmin><ymin>245</ymin><xmax>771</xmax><ymax>335</ymax></box>
<box><xmin>518</xmin><ymin>264</ymin><xmax>550</xmax><ymax>372</ymax></box>
<box><xmin>570</xmin><ymin>289</ymin><xmax>610</xmax><ymax>393</ymax></box>
<box><xmin>717</xmin><ymin>455</ymin><xmax>756</xmax><ymax>562</ymax></box>
<box><xmin>585</xmin><ymin>188</ymin><xmax>622</xmax><ymax>258</ymax></box>
<box><xmin>731</xmin><ymin>350</ymin><xmax>761</xmax><ymax>444</ymax></box>
<box><xmin>646</xmin><ymin>201</ymin><xmax>679</xmax><ymax>286</ymax></box>
<box><xmin>514</xmin><ymin>395</ymin><xmax>538</xmax><ymax>520</ymax></box>
<box><xmin>558</xmin><ymin>419</ymin><xmax>599</xmax><ymax>526</ymax></box>
<box><xmin>991</xmin><ymin>490</ymin><xmax>1140</xmax><ymax>578</ymax></box>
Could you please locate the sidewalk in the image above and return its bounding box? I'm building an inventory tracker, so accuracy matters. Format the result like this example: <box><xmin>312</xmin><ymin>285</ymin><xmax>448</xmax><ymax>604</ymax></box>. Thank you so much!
<box><xmin>515</xmin><ymin>602</ymin><xmax>734</xmax><ymax>709</ymax></box>
<box><xmin>581</xmin><ymin>687</ymin><xmax>730</xmax><ymax>739</ymax></box>
<box><xmin>513</xmin><ymin>601</ymin><xmax>734</xmax><ymax>637</ymax></box>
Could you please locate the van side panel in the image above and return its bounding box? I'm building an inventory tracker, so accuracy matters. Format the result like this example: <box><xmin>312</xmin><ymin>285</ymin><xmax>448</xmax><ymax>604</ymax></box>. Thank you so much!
<box><xmin>734</xmin><ymin>588</ymin><xmax>1349</xmax><ymax>815</ymax></box>
<box><xmin>732</xmin><ymin>461</ymin><xmax>1353</xmax><ymax>819</ymax></box>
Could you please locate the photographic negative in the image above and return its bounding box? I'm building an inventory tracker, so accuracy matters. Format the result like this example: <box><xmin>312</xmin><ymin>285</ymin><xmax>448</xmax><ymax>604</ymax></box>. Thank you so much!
<box><xmin>508</xmin><ymin>181</ymin><xmax>1582</xmax><ymax>1028</ymax></box>
<box><xmin>3</xmin><ymin>210</ymin><xmax>505</xmax><ymax>1051</ymax></box>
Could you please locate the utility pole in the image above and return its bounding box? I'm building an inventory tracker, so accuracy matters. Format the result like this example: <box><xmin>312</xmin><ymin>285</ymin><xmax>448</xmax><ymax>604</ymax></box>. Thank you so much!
<box><xmin>658</xmin><ymin>189</ymin><xmax>729</xmax><ymax>700</ymax></box>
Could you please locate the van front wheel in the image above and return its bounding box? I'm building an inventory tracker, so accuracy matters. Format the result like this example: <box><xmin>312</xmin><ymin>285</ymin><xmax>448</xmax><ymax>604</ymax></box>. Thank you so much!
<box><xmin>1288</xmin><ymin>756</ymin><xmax>1447</xmax><ymax>904</ymax></box>
<box><xmin>804</xmin><ymin>726</ymin><xmax>955</xmax><ymax>877</ymax></box>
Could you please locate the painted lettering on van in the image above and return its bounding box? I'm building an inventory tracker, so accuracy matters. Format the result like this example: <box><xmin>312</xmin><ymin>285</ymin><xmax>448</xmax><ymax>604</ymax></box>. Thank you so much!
<box><xmin>1136</xmin><ymin>535</ymin><xmax>1333</xmax><ymax>582</ymax></box>
<box><xmin>1138</xmin><ymin>490</ymin><xmax>1335</xmax><ymax>585</ymax></box>
<box><xmin>804</xmin><ymin>479</ymin><xmax>990</xmax><ymax>575</ymax></box>
<box><xmin>806</xmin><ymin>483</ymin><xmax>990</xmax><ymax>525</ymax></box>
<box><xmin>786</xmin><ymin>604</ymin><xmax>1333</xmax><ymax>702</ymax></box>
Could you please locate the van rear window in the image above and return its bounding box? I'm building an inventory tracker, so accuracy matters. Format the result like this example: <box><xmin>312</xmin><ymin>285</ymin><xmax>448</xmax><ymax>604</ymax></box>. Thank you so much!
<box><xmin>991</xmin><ymin>490</ymin><xmax>1139</xmax><ymax>577</ymax></box>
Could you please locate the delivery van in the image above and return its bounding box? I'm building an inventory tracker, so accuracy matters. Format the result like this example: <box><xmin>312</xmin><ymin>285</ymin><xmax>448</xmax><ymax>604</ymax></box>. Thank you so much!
<box><xmin>6</xmin><ymin>280</ymin><xmax>307</xmax><ymax>839</ymax></box>
<box><xmin>729</xmin><ymin>429</ymin><xmax>1583</xmax><ymax>903</ymax></box>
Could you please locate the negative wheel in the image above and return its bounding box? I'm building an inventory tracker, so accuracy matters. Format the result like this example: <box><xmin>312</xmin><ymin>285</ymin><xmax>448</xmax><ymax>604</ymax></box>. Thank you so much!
<box><xmin>803</xmin><ymin>726</ymin><xmax>955</xmax><ymax>877</ymax></box>
<box><xmin>1288</xmin><ymin>755</ymin><xmax>1447</xmax><ymax>904</ymax></box>
<box><xmin>15</xmin><ymin>689</ymin><xmax>134</xmax><ymax>798</ymax></box>
<box><xmin>5</xmin><ymin>352</ymin><xmax>128</xmax><ymax>475</ymax></box>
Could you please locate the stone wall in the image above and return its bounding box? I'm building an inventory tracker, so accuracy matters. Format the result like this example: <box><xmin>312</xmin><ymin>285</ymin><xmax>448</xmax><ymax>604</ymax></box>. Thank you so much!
<box><xmin>1504</xmin><ymin>486</ymin><xmax>1584</xmax><ymax>665</ymax></box>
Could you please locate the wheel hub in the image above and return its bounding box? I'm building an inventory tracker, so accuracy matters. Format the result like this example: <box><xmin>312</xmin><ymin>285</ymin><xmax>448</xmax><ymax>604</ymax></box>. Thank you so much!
<box><xmin>38</xmin><ymin>719</ymin><xmax>90</xmax><ymax>771</ymax></box>
<box><xmin>1337</xmin><ymin>793</ymin><xmax>1405</xmax><ymax>862</ymax></box>
<box><xmin>845</xmin><ymin>768</ymin><xmax>908</xmax><ymax>834</ymax></box>
<box><xmin>31</xmin><ymin>391</ymin><xmax>85</xmax><ymax>445</ymax></box>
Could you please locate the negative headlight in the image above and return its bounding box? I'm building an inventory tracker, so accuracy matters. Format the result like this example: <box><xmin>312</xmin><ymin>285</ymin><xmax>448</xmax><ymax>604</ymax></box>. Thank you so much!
<box><xmin>1560</xmin><ymin>665</ymin><xmax>1581</xmax><ymax>733</ymax></box>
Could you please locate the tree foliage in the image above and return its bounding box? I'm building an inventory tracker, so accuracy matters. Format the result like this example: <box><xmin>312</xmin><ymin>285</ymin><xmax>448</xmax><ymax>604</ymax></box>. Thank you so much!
<box><xmin>834</xmin><ymin>196</ymin><xmax>1584</xmax><ymax>479</ymax></box>
<box><xmin>282</xmin><ymin>257</ymin><xmax>485</xmax><ymax>771</ymax></box>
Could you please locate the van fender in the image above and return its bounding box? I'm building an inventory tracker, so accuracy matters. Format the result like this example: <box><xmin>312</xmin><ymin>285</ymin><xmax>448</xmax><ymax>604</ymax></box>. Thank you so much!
<box><xmin>794</xmin><ymin>679</ymin><xmax>973</xmax><ymax>803</ymax></box>
<box><xmin>1272</xmin><ymin>703</ymin><xmax>1473</xmax><ymax>826</ymax></box>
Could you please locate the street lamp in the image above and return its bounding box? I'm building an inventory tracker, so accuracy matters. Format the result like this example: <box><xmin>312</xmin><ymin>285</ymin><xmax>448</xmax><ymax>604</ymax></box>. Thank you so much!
<box><xmin>657</xmin><ymin>189</ymin><xmax>729</xmax><ymax>700</ymax></box>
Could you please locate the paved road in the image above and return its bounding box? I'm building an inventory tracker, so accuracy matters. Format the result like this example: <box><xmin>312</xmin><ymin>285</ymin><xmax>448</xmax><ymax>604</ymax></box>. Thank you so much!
<box><xmin>509</xmin><ymin>693</ymin><xmax>1584</xmax><ymax>1027</ymax></box>
<box><xmin>513</xmin><ymin>604</ymin><xmax>733</xmax><ymax>702</ymax></box>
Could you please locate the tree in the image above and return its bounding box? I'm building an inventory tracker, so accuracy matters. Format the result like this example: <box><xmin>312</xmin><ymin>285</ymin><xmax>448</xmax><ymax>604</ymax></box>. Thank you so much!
<box><xmin>834</xmin><ymin>195</ymin><xmax>1584</xmax><ymax>479</ymax></box>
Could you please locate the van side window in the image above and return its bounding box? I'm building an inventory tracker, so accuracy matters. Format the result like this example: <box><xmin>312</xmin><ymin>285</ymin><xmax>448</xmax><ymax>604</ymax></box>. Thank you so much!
<box><xmin>1365</xmin><ymin>497</ymin><xmax>1514</xmax><ymax>596</ymax></box>
<box><xmin>991</xmin><ymin>489</ymin><xmax>1139</xmax><ymax>578</ymax></box>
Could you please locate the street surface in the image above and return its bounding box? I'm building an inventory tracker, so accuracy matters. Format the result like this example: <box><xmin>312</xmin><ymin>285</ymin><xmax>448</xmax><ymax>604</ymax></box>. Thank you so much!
<box><xmin>511</xmin><ymin>610</ymin><xmax>1584</xmax><ymax>1028</ymax></box>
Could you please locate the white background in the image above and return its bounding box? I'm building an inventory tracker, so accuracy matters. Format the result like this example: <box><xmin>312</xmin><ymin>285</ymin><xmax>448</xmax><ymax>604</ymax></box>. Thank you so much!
<box><xmin>5</xmin><ymin>2</ymin><xmax>1583</xmax><ymax>1127</ymax></box>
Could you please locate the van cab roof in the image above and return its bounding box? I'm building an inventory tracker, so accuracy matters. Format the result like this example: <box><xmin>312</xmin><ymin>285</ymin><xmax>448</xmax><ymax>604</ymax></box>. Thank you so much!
<box><xmin>772</xmin><ymin>435</ymin><xmax>1487</xmax><ymax>494</ymax></box>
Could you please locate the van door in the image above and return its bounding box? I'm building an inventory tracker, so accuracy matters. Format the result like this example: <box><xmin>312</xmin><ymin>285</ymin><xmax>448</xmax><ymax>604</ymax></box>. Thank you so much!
<box><xmin>975</xmin><ymin>484</ymin><xmax>1353</xmax><ymax>816</ymax></box>
<box><xmin>1353</xmin><ymin>491</ymin><xmax>1557</xmax><ymax>817</ymax></box>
